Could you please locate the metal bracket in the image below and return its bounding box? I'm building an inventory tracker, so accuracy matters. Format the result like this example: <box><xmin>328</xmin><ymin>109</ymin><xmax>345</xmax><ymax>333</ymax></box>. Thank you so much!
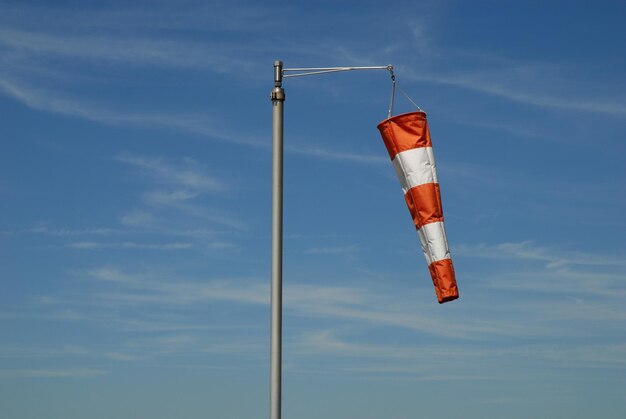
<box><xmin>270</xmin><ymin>87</ymin><xmax>285</xmax><ymax>101</ymax></box>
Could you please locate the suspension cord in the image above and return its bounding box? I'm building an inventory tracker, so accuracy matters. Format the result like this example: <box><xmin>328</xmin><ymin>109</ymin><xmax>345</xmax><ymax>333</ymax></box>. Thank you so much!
<box><xmin>388</xmin><ymin>66</ymin><xmax>423</xmax><ymax>118</ymax></box>
<box><xmin>388</xmin><ymin>67</ymin><xmax>396</xmax><ymax>118</ymax></box>
<box><xmin>398</xmin><ymin>84</ymin><xmax>423</xmax><ymax>113</ymax></box>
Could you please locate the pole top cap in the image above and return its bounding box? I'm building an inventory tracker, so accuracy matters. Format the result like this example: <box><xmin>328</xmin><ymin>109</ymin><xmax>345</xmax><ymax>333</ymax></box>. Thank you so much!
<box><xmin>274</xmin><ymin>60</ymin><xmax>283</xmax><ymax>66</ymax></box>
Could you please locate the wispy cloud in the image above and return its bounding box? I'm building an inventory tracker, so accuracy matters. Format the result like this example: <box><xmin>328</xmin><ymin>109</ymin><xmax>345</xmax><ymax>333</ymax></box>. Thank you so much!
<box><xmin>115</xmin><ymin>152</ymin><xmax>246</xmax><ymax>231</ymax></box>
<box><xmin>456</xmin><ymin>241</ymin><xmax>626</xmax><ymax>269</ymax></box>
<box><xmin>86</xmin><ymin>267</ymin><xmax>268</xmax><ymax>306</ymax></box>
<box><xmin>118</xmin><ymin>211</ymin><xmax>226</xmax><ymax>239</ymax></box>
<box><xmin>286</xmin><ymin>327</ymin><xmax>626</xmax><ymax>380</ymax></box>
<box><xmin>0</xmin><ymin>344</ymin><xmax>88</xmax><ymax>358</ymax></box>
<box><xmin>0</xmin><ymin>2</ymin><xmax>274</xmax><ymax>33</ymax></box>
<box><xmin>0</xmin><ymin>75</ymin><xmax>391</xmax><ymax>166</ymax></box>
<box><xmin>65</xmin><ymin>241</ymin><xmax>194</xmax><ymax>250</ymax></box>
<box><xmin>0</xmin><ymin>16</ymin><xmax>394</xmax><ymax>167</ymax></box>
<box><xmin>14</xmin><ymin>221</ymin><xmax>234</xmax><ymax>253</ymax></box>
<box><xmin>286</xmin><ymin>143</ymin><xmax>388</xmax><ymax>165</ymax></box>
<box><xmin>336</xmin><ymin>26</ymin><xmax>626</xmax><ymax>118</ymax></box>
<box><xmin>8</xmin><ymin>249</ymin><xmax>623</xmax><ymax>377</ymax></box>
<box><xmin>119</xmin><ymin>210</ymin><xmax>158</xmax><ymax>228</ymax></box>
<box><xmin>0</xmin><ymin>27</ymin><xmax>257</xmax><ymax>73</ymax></box>
<box><xmin>139</xmin><ymin>190</ymin><xmax>245</xmax><ymax>231</ymax></box>
<box><xmin>116</xmin><ymin>152</ymin><xmax>224</xmax><ymax>192</ymax></box>
<box><xmin>456</xmin><ymin>241</ymin><xmax>626</xmax><ymax>300</ymax></box>
<box><xmin>28</xmin><ymin>266</ymin><xmax>549</xmax><ymax>341</ymax></box>
<box><xmin>292</xmin><ymin>329</ymin><xmax>626</xmax><ymax>369</ymax></box>
<box><xmin>0</xmin><ymin>368</ymin><xmax>106</xmax><ymax>378</ymax></box>
<box><xmin>455</xmin><ymin>241</ymin><xmax>626</xmax><ymax>327</ymax></box>
<box><xmin>103</xmin><ymin>352</ymin><xmax>139</xmax><ymax>362</ymax></box>
<box><xmin>0</xmin><ymin>77</ymin><xmax>264</xmax><ymax>146</ymax></box>
<box><xmin>0</xmin><ymin>343</ymin><xmax>138</xmax><ymax>364</ymax></box>
<box><xmin>26</xmin><ymin>225</ymin><xmax>122</xmax><ymax>236</ymax></box>
<box><xmin>402</xmin><ymin>61</ymin><xmax>626</xmax><ymax>117</ymax></box>
<box><xmin>304</xmin><ymin>244</ymin><xmax>360</xmax><ymax>255</ymax></box>
<box><xmin>38</xmin><ymin>258</ymin><xmax>610</xmax><ymax>344</ymax></box>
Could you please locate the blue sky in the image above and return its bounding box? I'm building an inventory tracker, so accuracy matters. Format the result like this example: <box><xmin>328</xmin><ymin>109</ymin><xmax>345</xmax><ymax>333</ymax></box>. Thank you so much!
<box><xmin>1</xmin><ymin>1</ymin><xmax>625</xmax><ymax>418</ymax></box>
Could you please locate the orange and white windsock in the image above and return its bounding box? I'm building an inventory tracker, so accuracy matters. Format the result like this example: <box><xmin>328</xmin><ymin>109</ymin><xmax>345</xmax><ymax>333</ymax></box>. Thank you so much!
<box><xmin>377</xmin><ymin>111</ymin><xmax>459</xmax><ymax>304</ymax></box>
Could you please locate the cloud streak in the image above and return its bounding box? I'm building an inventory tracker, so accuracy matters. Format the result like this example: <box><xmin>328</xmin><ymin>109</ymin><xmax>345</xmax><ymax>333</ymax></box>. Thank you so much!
<box><xmin>115</xmin><ymin>152</ymin><xmax>247</xmax><ymax>231</ymax></box>
<box><xmin>402</xmin><ymin>62</ymin><xmax>626</xmax><ymax>117</ymax></box>
<box><xmin>0</xmin><ymin>28</ymin><xmax>257</xmax><ymax>73</ymax></box>
<box><xmin>116</xmin><ymin>152</ymin><xmax>225</xmax><ymax>192</ymax></box>
<box><xmin>65</xmin><ymin>241</ymin><xmax>194</xmax><ymax>250</ymax></box>
<box><xmin>0</xmin><ymin>76</ymin><xmax>389</xmax><ymax>165</ymax></box>
<box><xmin>0</xmin><ymin>76</ymin><xmax>266</xmax><ymax>147</ymax></box>
<box><xmin>0</xmin><ymin>368</ymin><xmax>106</xmax><ymax>378</ymax></box>
<box><xmin>27</xmin><ymin>265</ymin><xmax>571</xmax><ymax>341</ymax></box>
<box><xmin>456</xmin><ymin>241</ymin><xmax>626</xmax><ymax>269</ymax></box>
<box><xmin>291</xmin><ymin>329</ymin><xmax>626</xmax><ymax>370</ymax></box>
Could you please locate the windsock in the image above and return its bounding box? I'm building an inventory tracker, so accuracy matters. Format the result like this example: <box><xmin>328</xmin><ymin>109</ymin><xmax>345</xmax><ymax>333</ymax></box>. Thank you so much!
<box><xmin>377</xmin><ymin>111</ymin><xmax>459</xmax><ymax>303</ymax></box>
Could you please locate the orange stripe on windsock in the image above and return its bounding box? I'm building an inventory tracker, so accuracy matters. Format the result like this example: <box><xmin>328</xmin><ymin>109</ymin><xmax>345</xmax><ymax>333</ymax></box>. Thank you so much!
<box><xmin>404</xmin><ymin>183</ymin><xmax>443</xmax><ymax>229</ymax></box>
<box><xmin>377</xmin><ymin>111</ymin><xmax>459</xmax><ymax>304</ymax></box>
<box><xmin>429</xmin><ymin>259</ymin><xmax>458</xmax><ymax>303</ymax></box>
<box><xmin>378</xmin><ymin>111</ymin><xmax>432</xmax><ymax>158</ymax></box>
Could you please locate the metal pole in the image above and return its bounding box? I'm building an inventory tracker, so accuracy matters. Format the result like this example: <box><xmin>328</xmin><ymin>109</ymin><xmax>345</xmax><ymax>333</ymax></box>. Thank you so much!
<box><xmin>268</xmin><ymin>60</ymin><xmax>391</xmax><ymax>419</ymax></box>
<box><xmin>270</xmin><ymin>60</ymin><xmax>285</xmax><ymax>419</ymax></box>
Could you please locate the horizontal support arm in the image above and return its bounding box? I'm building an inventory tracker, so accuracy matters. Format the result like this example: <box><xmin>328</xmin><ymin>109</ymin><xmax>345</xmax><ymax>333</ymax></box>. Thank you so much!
<box><xmin>283</xmin><ymin>65</ymin><xmax>393</xmax><ymax>78</ymax></box>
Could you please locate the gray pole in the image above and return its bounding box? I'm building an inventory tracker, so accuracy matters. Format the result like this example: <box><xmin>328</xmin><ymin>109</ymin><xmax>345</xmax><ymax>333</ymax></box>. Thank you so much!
<box><xmin>268</xmin><ymin>61</ymin><xmax>391</xmax><ymax>419</ymax></box>
<box><xmin>270</xmin><ymin>60</ymin><xmax>285</xmax><ymax>419</ymax></box>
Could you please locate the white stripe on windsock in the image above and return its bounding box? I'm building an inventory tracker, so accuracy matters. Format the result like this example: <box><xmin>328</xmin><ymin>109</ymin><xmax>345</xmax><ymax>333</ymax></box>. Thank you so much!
<box><xmin>417</xmin><ymin>221</ymin><xmax>451</xmax><ymax>266</ymax></box>
<box><xmin>391</xmin><ymin>147</ymin><xmax>438</xmax><ymax>194</ymax></box>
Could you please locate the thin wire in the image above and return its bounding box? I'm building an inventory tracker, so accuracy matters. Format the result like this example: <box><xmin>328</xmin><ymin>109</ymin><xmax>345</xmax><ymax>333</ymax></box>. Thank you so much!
<box><xmin>398</xmin><ymin>84</ymin><xmax>423</xmax><ymax>112</ymax></box>
<box><xmin>283</xmin><ymin>69</ymin><xmax>356</xmax><ymax>78</ymax></box>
